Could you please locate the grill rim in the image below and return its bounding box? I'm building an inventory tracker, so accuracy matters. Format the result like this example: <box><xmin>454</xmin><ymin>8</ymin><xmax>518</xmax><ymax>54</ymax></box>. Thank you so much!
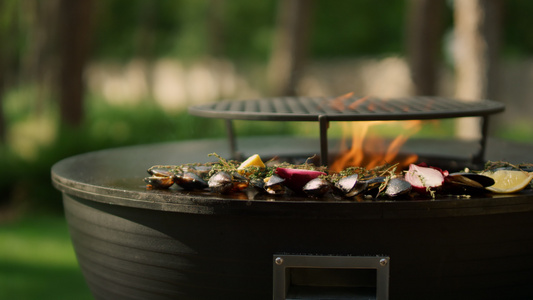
<box><xmin>51</xmin><ymin>139</ymin><xmax>533</xmax><ymax>218</ymax></box>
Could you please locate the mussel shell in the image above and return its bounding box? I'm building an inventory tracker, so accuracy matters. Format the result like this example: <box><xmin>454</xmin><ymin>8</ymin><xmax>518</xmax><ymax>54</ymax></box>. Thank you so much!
<box><xmin>302</xmin><ymin>178</ymin><xmax>331</xmax><ymax>198</ymax></box>
<box><xmin>385</xmin><ymin>178</ymin><xmax>412</xmax><ymax>198</ymax></box>
<box><xmin>208</xmin><ymin>172</ymin><xmax>234</xmax><ymax>194</ymax></box>
<box><xmin>264</xmin><ymin>174</ymin><xmax>285</xmax><ymax>187</ymax></box>
<box><xmin>333</xmin><ymin>174</ymin><xmax>371</xmax><ymax>198</ymax></box>
<box><xmin>184</xmin><ymin>165</ymin><xmax>212</xmax><ymax>178</ymax></box>
<box><xmin>174</xmin><ymin>172</ymin><xmax>208</xmax><ymax>190</ymax></box>
<box><xmin>249</xmin><ymin>178</ymin><xmax>265</xmax><ymax>191</ymax></box>
<box><xmin>346</xmin><ymin>181</ymin><xmax>368</xmax><ymax>197</ymax></box>
<box><xmin>448</xmin><ymin>172</ymin><xmax>495</xmax><ymax>187</ymax></box>
<box><xmin>264</xmin><ymin>175</ymin><xmax>286</xmax><ymax>195</ymax></box>
<box><xmin>231</xmin><ymin>173</ymin><xmax>250</xmax><ymax>192</ymax></box>
<box><xmin>334</xmin><ymin>174</ymin><xmax>359</xmax><ymax>194</ymax></box>
<box><xmin>367</xmin><ymin>176</ymin><xmax>387</xmax><ymax>186</ymax></box>
<box><xmin>144</xmin><ymin>176</ymin><xmax>174</xmax><ymax>189</ymax></box>
<box><xmin>147</xmin><ymin>166</ymin><xmax>177</xmax><ymax>177</ymax></box>
<box><xmin>444</xmin><ymin>173</ymin><xmax>494</xmax><ymax>194</ymax></box>
<box><xmin>360</xmin><ymin>176</ymin><xmax>387</xmax><ymax>197</ymax></box>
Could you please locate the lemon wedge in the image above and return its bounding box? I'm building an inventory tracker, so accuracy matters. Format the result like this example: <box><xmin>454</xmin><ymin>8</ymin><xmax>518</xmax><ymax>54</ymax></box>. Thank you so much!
<box><xmin>237</xmin><ymin>154</ymin><xmax>265</xmax><ymax>174</ymax></box>
<box><xmin>481</xmin><ymin>170</ymin><xmax>533</xmax><ymax>194</ymax></box>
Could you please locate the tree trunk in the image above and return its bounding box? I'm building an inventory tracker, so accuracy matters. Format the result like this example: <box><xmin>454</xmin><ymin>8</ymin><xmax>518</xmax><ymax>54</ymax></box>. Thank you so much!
<box><xmin>23</xmin><ymin>0</ymin><xmax>61</xmax><ymax>115</ymax></box>
<box><xmin>267</xmin><ymin>0</ymin><xmax>314</xmax><ymax>96</ymax></box>
<box><xmin>407</xmin><ymin>0</ymin><xmax>445</xmax><ymax>96</ymax></box>
<box><xmin>207</xmin><ymin>0</ymin><xmax>226</xmax><ymax>58</ymax></box>
<box><xmin>58</xmin><ymin>0</ymin><xmax>94</xmax><ymax>127</ymax></box>
<box><xmin>453</xmin><ymin>0</ymin><xmax>502</xmax><ymax>140</ymax></box>
<box><xmin>0</xmin><ymin>0</ymin><xmax>20</xmax><ymax>142</ymax></box>
<box><xmin>0</xmin><ymin>72</ymin><xmax>5</xmax><ymax>143</ymax></box>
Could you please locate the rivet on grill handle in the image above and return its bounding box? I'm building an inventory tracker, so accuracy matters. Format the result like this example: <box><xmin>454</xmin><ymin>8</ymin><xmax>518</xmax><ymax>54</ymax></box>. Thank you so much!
<box><xmin>380</xmin><ymin>258</ymin><xmax>388</xmax><ymax>266</ymax></box>
<box><xmin>275</xmin><ymin>257</ymin><xmax>284</xmax><ymax>265</ymax></box>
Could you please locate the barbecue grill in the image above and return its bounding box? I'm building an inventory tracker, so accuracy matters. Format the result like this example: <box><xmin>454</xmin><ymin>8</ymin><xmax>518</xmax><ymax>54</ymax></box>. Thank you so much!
<box><xmin>51</xmin><ymin>96</ymin><xmax>533</xmax><ymax>300</ymax></box>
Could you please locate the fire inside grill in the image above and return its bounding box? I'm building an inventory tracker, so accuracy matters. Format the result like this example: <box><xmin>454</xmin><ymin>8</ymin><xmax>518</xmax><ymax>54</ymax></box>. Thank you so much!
<box><xmin>146</xmin><ymin>95</ymin><xmax>526</xmax><ymax>201</ymax></box>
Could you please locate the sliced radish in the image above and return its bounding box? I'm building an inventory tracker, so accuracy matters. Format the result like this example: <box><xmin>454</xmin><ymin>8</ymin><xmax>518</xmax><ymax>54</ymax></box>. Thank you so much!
<box><xmin>275</xmin><ymin>168</ymin><xmax>327</xmax><ymax>192</ymax></box>
<box><xmin>404</xmin><ymin>163</ymin><xmax>446</xmax><ymax>193</ymax></box>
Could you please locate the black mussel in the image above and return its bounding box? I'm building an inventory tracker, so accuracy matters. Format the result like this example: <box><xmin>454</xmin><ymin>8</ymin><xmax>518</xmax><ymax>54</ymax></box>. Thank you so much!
<box><xmin>264</xmin><ymin>175</ymin><xmax>286</xmax><ymax>195</ymax></box>
<box><xmin>363</xmin><ymin>176</ymin><xmax>387</xmax><ymax>198</ymax></box>
<box><xmin>447</xmin><ymin>172</ymin><xmax>494</xmax><ymax>187</ymax></box>
<box><xmin>385</xmin><ymin>178</ymin><xmax>412</xmax><ymax>198</ymax></box>
<box><xmin>186</xmin><ymin>165</ymin><xmax>212</xmax><ymax>178</ymax></box>
<box><xmin>347</xmin><ymin>182</ymin><xmax>368</xmax><ymax>197</ymax></box>
<box><xmin>249</xmin><ymin>178</ymin><xmax>266</xmax><ymax>191</ymax></box>
<box><xmin>444</xmin><ymin>172</ymin><xmax>494</xmax><ymax>194</ymax></box>
<box><xmin>303</xmin><ymin>177</ymin><xmax>331</xmax><ymax>198</ymax></box>
<box><xmin>144</xmin><ymin>176</ymin><xmax>174</xmax><ymax>189</ymax></box>
<box><xmin>174</xmin><ymin>172</ymin><xmax>208</xmax><ymax>190</ymax></box>
<box><xmin>231</xmin><ymin>173</ymin><xmax>250</xmax><ymax>192</ymax></box>
<box><xmin>367</xmin><ymin>176</ymin><xmax>387</xmax><ymax>185</ymax></box>
<box><xmin>208</xmin><ymin>172</ymin><xmax>234</xmax><ymax>194</ymax></box>
<box><xmin>147</xmin><ymin>165</ymin><xmax>176</xmax><ymax>177</ymax></box>
<box><xmin>335</xmin><ymin>174</ymin><xmax>359</xmax><ymax>194</ymax></box>
<box><xmin>334</xmin><ymin>174</ymin><xmax>368</xmax><ymax>197</ymax></box>
<box><xmin>347</xmin><ymin>181</ymin><xmax>368</xmax><ymax>197</ymax></box>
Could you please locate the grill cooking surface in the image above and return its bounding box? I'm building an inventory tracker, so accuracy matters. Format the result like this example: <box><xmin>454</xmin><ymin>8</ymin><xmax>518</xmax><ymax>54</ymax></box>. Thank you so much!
<box><xmin>188</xmin><ymin>96</ymin><xmax>505</xmax><ymax>121</ymax></box>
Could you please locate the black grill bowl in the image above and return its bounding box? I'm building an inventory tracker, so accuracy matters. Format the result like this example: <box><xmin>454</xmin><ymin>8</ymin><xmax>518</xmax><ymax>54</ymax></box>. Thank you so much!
<box><xmin>52</xmin><ymin>138</ymin><xmax>533</xmax><ymax>300</ymax></box>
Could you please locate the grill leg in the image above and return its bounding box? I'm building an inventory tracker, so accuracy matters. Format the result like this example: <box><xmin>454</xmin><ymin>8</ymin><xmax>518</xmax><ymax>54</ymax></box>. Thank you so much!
<box><xmin>319</xmin><ymin>115</ymin><xmax>329</xmax><ymax>166</ymax></box>
<box><xmin>472</xmin><ymin>116</ymin><xmax>489</xmax><ymax>165</ymax></box>
<box><xmin>225</xmin><ymin>119</ymin><xmax>239</xmax><ymax>160</ymax></box>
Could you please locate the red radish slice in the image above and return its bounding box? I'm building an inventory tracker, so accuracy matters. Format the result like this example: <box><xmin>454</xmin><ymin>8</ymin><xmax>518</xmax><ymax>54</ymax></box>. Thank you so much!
<box><xmin>404</xmin><ymin>163</ymin><xmax>445</xmax><ymax>193</ymax></box>
<box><xmin>275</xmin><ymin>168</ymin><xmax>327</xmax><ymax>192</ymax></box>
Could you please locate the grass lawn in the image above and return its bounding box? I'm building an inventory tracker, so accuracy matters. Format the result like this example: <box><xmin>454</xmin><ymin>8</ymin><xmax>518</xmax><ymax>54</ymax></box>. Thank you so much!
<box><xmin>0</xmin><ymin>214</ymin><xmax>93</xmax><ymax>300</ymax></box>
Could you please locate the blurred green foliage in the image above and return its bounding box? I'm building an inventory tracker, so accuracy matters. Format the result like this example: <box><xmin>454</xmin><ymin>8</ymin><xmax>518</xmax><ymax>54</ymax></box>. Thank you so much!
<box><xmin>311</xmin><ymin>1</ymin><xmax>409</xmax><ymax>57</ymax></box>
<box><xmin>3</xmin><ymin>0</ymin><xmax>533</xmax><ymax>68</ymax></box>
<box><xmin>88</xmin><ymin>0</ymin><xmax>533</xmax><ymax>61</ymax></box>
<box><xmin>502</xmin><ymin>0</ymin><xmax>533</xmax><ymax>58</ymax></box>
<box><xmin>0</xmin><ymin>214</ymin><xmax>92</xmax><ymax>299</ymax></box>
<box><xmin>91</xmin><ymin>0</ymin><xmax>415</xmax><ymax>61</ymax></box>
<box><xmin>0</xmin><ymin>89</ymin><xmax>301</xmax><ymax>213</ymax></box>
<box><xmin>92</xmin><ymin>0</ymin><xmax>277</xmax><ymax>61</ymax></box>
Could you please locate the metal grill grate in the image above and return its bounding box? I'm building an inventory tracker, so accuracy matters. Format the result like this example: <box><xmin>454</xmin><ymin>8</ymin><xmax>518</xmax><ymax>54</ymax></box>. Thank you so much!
<box><xmin>188</xmin><ymin>96</ymin><xmax>505</xmax><ymax>121</ymax></box>
<box><xmin>188</xmin><ymin>96</ymin><xmax>505</xmax><ymax>166</ymax></box>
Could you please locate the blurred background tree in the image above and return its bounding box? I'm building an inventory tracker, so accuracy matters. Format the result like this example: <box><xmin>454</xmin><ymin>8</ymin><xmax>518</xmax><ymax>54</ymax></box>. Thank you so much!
<box><xmin>58</xmin><ymin>0</ymin><xmax>94</xmax><ymax>127</ymax></box>
<box><xmin>0</xmin><ymin>0</ymin><xmax>533</xmax><ymax>215</ymax></box>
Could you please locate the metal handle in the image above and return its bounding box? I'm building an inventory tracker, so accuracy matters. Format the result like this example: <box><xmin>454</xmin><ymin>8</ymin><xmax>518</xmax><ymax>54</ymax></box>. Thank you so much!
<box><xmin>273</xmin><ymin>254</ymin><xmax>390</xmax><ymax>300</ymax></box>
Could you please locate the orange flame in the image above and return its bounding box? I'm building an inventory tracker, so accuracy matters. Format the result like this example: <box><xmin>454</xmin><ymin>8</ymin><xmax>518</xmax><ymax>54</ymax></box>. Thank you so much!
<box><xmin>330</xmin><ymin>120</ymin><xmax>422</xmax><ymax>172</ymax></box>
<box><xmin>324</xmin><ymin>92</ymin><xmax>423</xmax><ymax>172</ymax></box>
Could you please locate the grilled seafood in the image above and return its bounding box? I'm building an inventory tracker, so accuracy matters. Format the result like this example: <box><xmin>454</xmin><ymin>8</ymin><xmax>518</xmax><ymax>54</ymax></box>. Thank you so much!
<box><xmin>145</xmin><ymin>155</ymin><xmax>533</xmax><ymax>201</ymax></box>
<box><xmin>174</xmin><ymin>172</ymin><xmax>208</xmax><ymax>190</ymax></box>
<box><xmin>264</xmin><ymin>175</ymin><xmax>286</xmax><ymax>195</ymax></box>
<box><xmin>302</xmin><ymin>177</ymin><xmax>331</xmax><ymax>198</ymax></box>
<box><xmin>384</xmin><ymin>177</ymin><xmax>412</xmax><ymax>198</ymax></box>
